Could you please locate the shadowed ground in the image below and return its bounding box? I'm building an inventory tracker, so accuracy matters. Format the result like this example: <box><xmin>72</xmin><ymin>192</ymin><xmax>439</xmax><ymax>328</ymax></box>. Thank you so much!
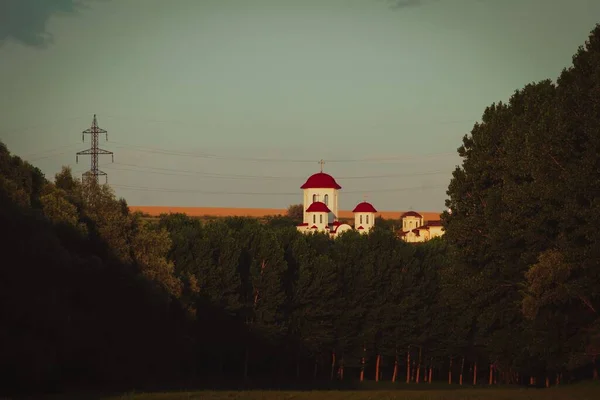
<box><xmin>39</xmin><ymin>381</ymin><xmax>600</xmax><ymax>400</ymax></box>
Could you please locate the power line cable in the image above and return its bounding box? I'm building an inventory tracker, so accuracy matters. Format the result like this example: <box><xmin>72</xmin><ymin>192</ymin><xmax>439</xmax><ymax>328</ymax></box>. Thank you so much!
<box><xmin>109</xmin><ymin>140</ymin><xmax>459</xmax><ymax>164</ymax></box>
<box><xmin>111</xmin><ymin>183</ymin><xmax>447</xmax><ymax>196</ymax></box>
<box><xmin>22</xmin><ymin>143</ymin><xmax>81</xmax><ymax>159</ymax></box>
<box><xmin>102</xmin><ymin>161</ymin><xmax>450</xmax><ymax>181</ymax></box>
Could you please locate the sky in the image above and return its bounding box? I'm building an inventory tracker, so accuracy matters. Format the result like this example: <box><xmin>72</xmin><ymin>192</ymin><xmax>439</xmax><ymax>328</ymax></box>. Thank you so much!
<box><xmin>1</xmin><ymin>0</ymin><xmax>599</xmax><ymax>212</ymax></box>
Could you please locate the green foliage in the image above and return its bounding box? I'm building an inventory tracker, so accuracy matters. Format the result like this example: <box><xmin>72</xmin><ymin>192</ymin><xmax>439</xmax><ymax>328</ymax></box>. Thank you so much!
<box><xmin>287</xmin><ymin>203</ymin><xmax>304</xmax><ymax>224</ymax></box>
<box><xmin>443</xmin><ymin>23</ymin><xmax>600</xmax><ymax>377</ymax></box>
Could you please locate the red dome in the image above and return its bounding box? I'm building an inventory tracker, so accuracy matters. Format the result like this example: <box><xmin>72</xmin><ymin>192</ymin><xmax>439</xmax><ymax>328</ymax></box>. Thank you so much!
<box><xmin>352</xmin><ymin>201</ymin><xmax>377</xmax><ymax>213</ymax></box>
<box><xmin>401</xmin><ymin>211</ymin><xmax>422</xmax><ymax>218</ymax></box>
<box><xmin>306</xmin><ymin>201</ymin><xmax>331</xmax><ymax>213</ymax></box>
<box><xmin>300</xmin><ymin>172</ymin><xmax>342</xmax><ymax>189</ymax></box>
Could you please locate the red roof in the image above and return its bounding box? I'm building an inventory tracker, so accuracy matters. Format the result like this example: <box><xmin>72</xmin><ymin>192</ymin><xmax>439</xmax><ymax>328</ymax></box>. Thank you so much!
<box><xmin>330</xmin><ymin>222</ymin><xmax>350</xmax><ymax>234</ymax></box>
<box><xmin>310</xmin><ymin>225</ymin><xmax>318</xmax><ymax>229</ymax></box>
<box><xmin>306</xmin><ymin>201</ymin><xmax>331</xmax><ymax>213</ymax></box>
<box><xmin>352</xmin><ymin>201</ymin><xmax>377</xmax><ymax>213</ymax></box>
<box><xmin>300</xmin><ymin>172</ymin><xmax>342</xmax><ymax>189</ymax></box>
<box><xmin>297</xmin><ymin>222</ymin><xmax>308</xmax><ymax>227</ymax></box>
<box><xmin>415</xmin><ymin>220</ymin><xmax>443</xmax><ymax>230</ymax></box>
<box><xmin>357</xmin><ymin>226</ymin><xmax>364</xmax><ymax>230</ymax></box>
<box><xmin>401</xmin><ymin>211</ymin><xmax>422</xmax><ymax>218</ymax></box>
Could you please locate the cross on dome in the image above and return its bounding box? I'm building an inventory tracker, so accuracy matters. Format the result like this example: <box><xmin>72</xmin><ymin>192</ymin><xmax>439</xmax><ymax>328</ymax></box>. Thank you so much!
<box><xmin>318</xmin><ymin>159</ymin><xmax>325</xmax><ymax>172</ymax></box>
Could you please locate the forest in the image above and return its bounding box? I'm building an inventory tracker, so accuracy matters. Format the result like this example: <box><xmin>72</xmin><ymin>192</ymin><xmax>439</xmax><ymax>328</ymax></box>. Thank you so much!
<box><xmin>1</xmin><ymin>23</ymin><xmax>600</xmax><ymax>398</ymax></box>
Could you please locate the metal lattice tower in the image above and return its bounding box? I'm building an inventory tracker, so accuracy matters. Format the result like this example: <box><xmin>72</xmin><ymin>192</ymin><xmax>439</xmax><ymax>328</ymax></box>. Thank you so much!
<box><xmin>76</xmin><ymin>114</ymin><xmax>114</xmax><ymax>184</ymax></box>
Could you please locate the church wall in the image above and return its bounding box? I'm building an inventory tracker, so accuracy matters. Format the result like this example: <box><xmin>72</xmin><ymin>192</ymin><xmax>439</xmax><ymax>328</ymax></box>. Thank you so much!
<box><xmin>429</xmin><ymin>226</ymin><xmax>444</xmax><ymax>239</ymax></box>
<box><xmin>302</xmin><ymin>188</ymin><xmax>339</xmax><ymax>223</ymax></box>
<box><xmin>354</xmin><ymin>212</ymin><xmax>375</xmax><ymax>234</ymax></box>
<box><xmin>307</xmin><ymin>211</ymin><xmax>329</xmax><ymax>231</ymax></box>
<box><xmin>402</xmin><ymin>216</ymin><xmax>422</xmax><ymax>231</ymax></box>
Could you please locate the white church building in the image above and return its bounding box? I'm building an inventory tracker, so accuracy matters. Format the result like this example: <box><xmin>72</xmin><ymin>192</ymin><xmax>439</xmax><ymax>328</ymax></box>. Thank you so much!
<box><xmin>296</xmin><ymin>169</ymin><xmax>378</xmax><ymax>237</ymax></box>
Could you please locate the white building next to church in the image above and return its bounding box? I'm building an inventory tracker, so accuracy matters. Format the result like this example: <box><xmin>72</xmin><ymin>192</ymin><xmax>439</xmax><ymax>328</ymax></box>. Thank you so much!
<box><xmin>397</xmin><ymin>211</ymin><xmax>444</xmax><ymax>243</ymax></box>
<box><xmin>296</xmin><ymin>170</ymin><xmax>378</xmax><ymax>237</ymax></box>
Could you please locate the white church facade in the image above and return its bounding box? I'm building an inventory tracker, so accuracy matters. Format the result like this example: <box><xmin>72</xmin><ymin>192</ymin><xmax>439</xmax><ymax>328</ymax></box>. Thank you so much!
<box><xmin>397</xmin><ymin>211</ymin><xmax>444</xmax><ymax>243</ymax></box>
<box><xmin>296</xmin><ymin>170</ymin><xmax>377</xmax><ymax>237</ymax></box>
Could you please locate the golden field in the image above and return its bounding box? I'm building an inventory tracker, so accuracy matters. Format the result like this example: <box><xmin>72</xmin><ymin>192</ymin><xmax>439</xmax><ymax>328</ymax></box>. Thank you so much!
<box><xmin>129</xmin><ymin>206</ymin><xmax>442</xmax><ymax>222</ymax></box>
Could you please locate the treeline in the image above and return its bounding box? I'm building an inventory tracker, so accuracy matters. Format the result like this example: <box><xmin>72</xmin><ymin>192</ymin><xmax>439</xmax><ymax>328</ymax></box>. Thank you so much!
<box><xmin>1</xmin><ymin>22</ymin><xmax>600</xmax><ymax>397</ymax></box>
<box><xmin>441</xmin><ymin>24</ymin><xmax>600</xmax><ymax>385</ymax></box>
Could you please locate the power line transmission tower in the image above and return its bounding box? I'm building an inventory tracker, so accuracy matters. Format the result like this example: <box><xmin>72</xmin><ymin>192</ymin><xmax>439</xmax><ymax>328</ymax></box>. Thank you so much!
<box><xmin>76</xmin><ymin>114</ymin><xmax>114</xmax><ymax>184</ymax></box>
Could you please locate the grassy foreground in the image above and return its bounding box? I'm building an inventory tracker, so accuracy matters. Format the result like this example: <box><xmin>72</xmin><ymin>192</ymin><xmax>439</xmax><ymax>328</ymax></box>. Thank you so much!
<box><xmin>104</xmin><ymin>382</ymin><xmax>600</xmax><ymax>400</ymax></box>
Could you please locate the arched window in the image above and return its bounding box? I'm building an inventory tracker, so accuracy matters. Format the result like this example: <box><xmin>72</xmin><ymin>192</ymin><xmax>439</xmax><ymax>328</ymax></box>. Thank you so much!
<box><xmin>313</xmin><ymin>215</ymin><xmax>316</xmax><ymax>223</ymax></box>
<box><xmin>324</xmin><ymin>194</ymin><xmax>329</xmax><ymax>205</ymax></box>
<box><xmin>360</xmin><ymin>215</ymin><xmax>363</xmax><ymax>224</ymax></box>
<box><xmin>319</xmin><ymin>214</ymin><xmax>323</xmax><ymax>223</ymax></box>
<box><xmin>366</xmin><ymin>215</ymin><xmax>369</xmax><ymax>224</ymax></box>
<box><xmin>312</xmin><ymin>194</ymin><xmax>317</xmax><ymax>203</ymax></box>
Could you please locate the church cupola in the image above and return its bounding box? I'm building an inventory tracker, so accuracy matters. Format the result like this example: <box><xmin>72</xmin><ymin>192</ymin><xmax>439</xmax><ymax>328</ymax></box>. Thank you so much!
<box><xmin>352</xmin><ymin>201</ymin><xmax>377</xmax><ymax>234</ymax></box>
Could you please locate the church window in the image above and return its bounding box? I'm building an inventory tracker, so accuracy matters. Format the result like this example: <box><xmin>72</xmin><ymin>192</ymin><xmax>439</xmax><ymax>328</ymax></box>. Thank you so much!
<box><xmin>360</xmin><ymin>215</ymin><xmax>363</xmax><ymax>224</ymax></box>
<box><xmin>366</xmin><ymin>215</ymin><xmax>369</xmax><ymax>224</ymax></box>
<box><xmin>312</xmin><ymin>194</ymin><xmax>317</xmax><ymax>203</ymax></box>
<box><xmin>320</xmin><ymin>215</ymin><xmax>323</xmax><ymax>223</ymax></box>
<box><xmin>313</xmin><ymin>215</ymin><xmax>316</xmax><ymax>223</ymax></box>
<box><xmin>324</xmin><ymin>194</ymin><xmax>329</xmax><ymax>205</ymax></box>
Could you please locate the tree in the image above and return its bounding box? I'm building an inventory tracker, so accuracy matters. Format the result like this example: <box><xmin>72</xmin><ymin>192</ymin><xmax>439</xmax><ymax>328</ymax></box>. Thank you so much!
<box><xmin>287</xmin><ymin>204</ymin><xmax>304</xmax><ymax>224</ymax></box>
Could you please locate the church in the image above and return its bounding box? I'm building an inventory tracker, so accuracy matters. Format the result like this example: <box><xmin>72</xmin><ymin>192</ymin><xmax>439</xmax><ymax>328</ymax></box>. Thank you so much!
<box><xmin>295</xmin><ymin>167</ymin><xmax>445</xmax><ymax>241</ymax></box>
<box><xmin>296</xmin><ymin>168</ymin><xmax>377</xmax><ymax>237</ymax></box>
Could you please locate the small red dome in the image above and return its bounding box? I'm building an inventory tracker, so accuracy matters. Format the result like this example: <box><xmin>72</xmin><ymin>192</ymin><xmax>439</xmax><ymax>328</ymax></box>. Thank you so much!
<box><xmin>306</xmin><ymin>201</ymin><xmax>331</xmax><ymax>213</ymax></box>
<box><xmin>352</xmin><ymin>201</ymin><xmax>377</xmax><ymax>213</ymax></box>
<box><xmin>401</xmin><ymin>211</ymin><xmax>422</xmax><ymax>218</ymax></box>
<box><xmin>300</xmin><ymin>172</ymin><xmax>342</xmax><ymax>189</ymax></box>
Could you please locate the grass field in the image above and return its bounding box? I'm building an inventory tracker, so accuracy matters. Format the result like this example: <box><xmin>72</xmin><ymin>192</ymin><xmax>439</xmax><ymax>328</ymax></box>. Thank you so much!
<box><xmin>103</xmin><ymin>382</ymin><xmax>600</xmax><ymax>400</ymax></box>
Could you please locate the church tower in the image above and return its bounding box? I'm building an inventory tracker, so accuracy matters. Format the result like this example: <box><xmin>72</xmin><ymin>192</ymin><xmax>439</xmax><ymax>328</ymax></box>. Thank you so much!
<box><xmin>352</xmin><ymin>201</ymin><xmax>377</xmax><ymax>234</ymax></box>
<box><xmin>299</xmin><ymin>160</ymin><xmax>341</xmax><ymax>224</ymax></box>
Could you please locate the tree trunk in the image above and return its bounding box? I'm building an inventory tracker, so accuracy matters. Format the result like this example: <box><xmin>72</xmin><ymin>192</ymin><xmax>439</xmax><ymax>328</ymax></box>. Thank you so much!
<box><xmin>459</xmin><ymin>356</ymin><xmax>464</xmax><ymax>385</ymax></box>
<box><xmin>360</xmin><ymin>345</ymin><xmax>366</xmax><ymax>382</ymax></box>
<box><xmin>555</xmin><ymin>373</ymin><xmax>560</xmax><ymax>385</ymax></box>
<box><xmin>313</xmin><ymin>357</ymin><xmax>318</xmax><ymax>380</ymax></box>
<box><xmin>428</xmin><ymin>363</ymin><xmax>433</xmax><ymax>384</ymax></box>
<box><xmin>330</xmin><ymin>351</ymin><xmax>336</xmax><ymax>381</ymax></box>
<box><xmin>473</xmin><ymin>362</ymin><xmax>477</xmax><ymax>385</ymax></box>
<box><xmin>243</xmin><ymin>346</ymin><xmax>249</xmax><ymax>381</ymax></box>
<box><xmin>392</xmin><ymin>354</ymin><xmax>398</xmax><ymax>382</ymax></box>
<box><xmin>545</xmin><ymin>376</ymin><xmax>550</xmax><ymax>388</ymax></box>
<box><xmin>416</xmin><ymin>347</ymin><xmax>422</xmax><ymax>383</ymax></box>
<box><xmin>375</xmin><ymin>354</ymin><xmax>381</xmax><ymax>382</ymax></box>
<box><xmin>218</xmin><ymin>355</ymin><xmax>224</xmax><ymax>379</ymax></box>
<box><xmin>448</xmin><ymin>357</ymin><xmax>452</xmax><ymax>384</ymax></box>
<box><xmin>406</xmin><ymin>349</ymin><xmax>411</xmax><ymax>383</ymax></box>
<box><xmin>594</xmin><ymin>356</ymin><xmax>599</xmax><ymax>380</ymax></box>
<box><xmin>296</xmin><ymin>360</ymin><xmax>300</xmax><ymax>380</ymax></box>
<box><xmin>489</xmin><ymin>364</ymin><xmax>493</xmax><ymax>385</ymax></box>
<box><xmin>340</xmin><ymin>357</ymin><xmax>344</xmax><ymax>381</ymax></box>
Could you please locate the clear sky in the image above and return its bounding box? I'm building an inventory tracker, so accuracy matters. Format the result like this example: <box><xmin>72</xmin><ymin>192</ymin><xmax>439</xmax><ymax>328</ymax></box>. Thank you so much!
<box><xmin>1</xmin><ymin>0</ymin><xmax>598</xmax><ymax>211</ymax></box>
